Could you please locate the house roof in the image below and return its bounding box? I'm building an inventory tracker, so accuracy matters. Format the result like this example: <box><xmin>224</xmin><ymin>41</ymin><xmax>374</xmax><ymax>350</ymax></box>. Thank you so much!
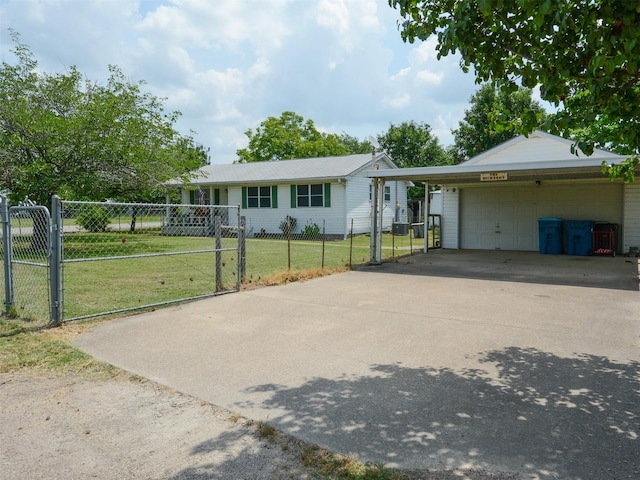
<box><xmin>370</xmin><ymin>130</ymin><xmax>633</xmax><ymax>184</ymax></box>
<box><xmin>176</xmin><ymin>153</ymin><xmax>392</xmax><ymax>186</ymax></box>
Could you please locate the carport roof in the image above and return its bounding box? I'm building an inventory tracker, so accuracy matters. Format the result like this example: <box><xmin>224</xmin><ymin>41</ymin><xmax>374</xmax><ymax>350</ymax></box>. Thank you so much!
<box><xmin>372</xmin><ymin>131</ymin><xmax>633</xmax><ymax>184</ymax></box>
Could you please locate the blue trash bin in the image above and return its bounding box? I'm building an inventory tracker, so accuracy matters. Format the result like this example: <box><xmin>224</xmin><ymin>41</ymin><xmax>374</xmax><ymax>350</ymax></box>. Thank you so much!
<box><xmin>564</xmin><ymin>220</ymin><xmax>593</xmax><ymax>256</ymax></box>
<box><xmin>538</xmin><ymin>217</ymin><xmax>563</xmax><ymax>254</ymax></box>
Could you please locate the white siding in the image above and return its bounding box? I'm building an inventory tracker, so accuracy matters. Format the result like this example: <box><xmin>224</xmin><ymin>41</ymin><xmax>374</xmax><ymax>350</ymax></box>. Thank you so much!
<box><xmin>346</xmin><ymin>167</ymin><xmax>409</xmax><ymax>237</ymax></box>
<box><xmin>429</xmin><ymin>191</ymin><xmax>443</xmax><ymax>216</ymax></box>
<box><xmin>442</xmin><ymin>187</ymin><xmax>460</xmax><ymax>249</ymax></box>
<box><xmin>345</xmin><ymin>175</ymin><xmax>372</xmax><ymax>235</ymax></box>
<box><xmin>233</xmin><ymin>183</ymin><xmax>348</xmax><ymax>238</ymax></box>
<box><xmin>623</xmin><ymin>182</ymin><xmax>640</xmax><ymax>252</ymax></box>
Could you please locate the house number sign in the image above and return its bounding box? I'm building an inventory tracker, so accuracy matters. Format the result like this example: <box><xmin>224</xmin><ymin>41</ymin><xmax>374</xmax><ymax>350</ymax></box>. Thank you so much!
<box><xmin>480</xmin><ymin>172</ymin><xmax>508</xmax><ymax>182</ymax></box>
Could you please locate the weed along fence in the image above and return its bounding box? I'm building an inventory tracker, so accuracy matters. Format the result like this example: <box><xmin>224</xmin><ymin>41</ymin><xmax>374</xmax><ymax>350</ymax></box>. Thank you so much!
<box><xmin>239</xmin><ymin>214</ymin><xmax>441</xmax><ymax>284</ymax></box>
<box><xmin>0</xmin><ymin>194</ymin><xmax>441</xmax><ymax>327</ymax></box>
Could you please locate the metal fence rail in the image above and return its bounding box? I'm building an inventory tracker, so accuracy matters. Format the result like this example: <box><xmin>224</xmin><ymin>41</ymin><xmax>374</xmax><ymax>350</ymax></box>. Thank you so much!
<box><xmin>0</xmin><ymin>193</ymin><xmax>440</xmax><ymax>327</ymax></box>
<box><xmin>58</xmin><ymin>199</ymin><xmax>242</xmax><ymax>323</ymax></box>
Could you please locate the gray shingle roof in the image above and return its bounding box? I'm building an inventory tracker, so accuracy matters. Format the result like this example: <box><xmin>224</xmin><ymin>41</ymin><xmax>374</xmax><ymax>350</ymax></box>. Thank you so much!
<box><xmin>181</xmin><ymin>153</ymin><xmax>388</xmax><ymax>186</ymax></box>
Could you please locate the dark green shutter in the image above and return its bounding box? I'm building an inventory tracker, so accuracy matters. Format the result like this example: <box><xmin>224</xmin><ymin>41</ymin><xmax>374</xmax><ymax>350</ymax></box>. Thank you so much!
<box><xmin>242</xmin><ymin>187</ymin><xmax>247</xmax><ymax>209</ymax></box>
<box><xmin>324</xmin><ymin>183</ymin><xmax>331</xmax><ymax>208</ymax></box>
<box><xmin>271</xmin><ymin>186</ymin><xmax>278</xmax><ymax>208</ymax></box>
<box><xmin>214</xmin><ymin>188</ymin><xmax>220</xmax><ymax>205</ymax></box>
<box><xmin>290</xmin><ymin>185</ymin><xmax>297</xmax><ymax>208</ymax></box>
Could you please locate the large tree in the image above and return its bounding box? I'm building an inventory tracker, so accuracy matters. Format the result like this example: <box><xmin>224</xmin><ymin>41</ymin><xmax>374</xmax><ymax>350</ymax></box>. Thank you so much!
<box><xmin>236</xmin><ymin>111</ymin><xmax>371</xmax><ymax>162</ymax></box>
<box><xmin>377</xmin><ymin>121</ymin><xmax>450</xmax><ymax>168</ymax></box>
<box><xmin>0</xmin><ymin>32</ymin><xmax>204</xmax><ymax>208</ymax></box>
<box><xmin>389</xmin><ymin>0</ymin><xmax>640</xmax><ymax>180</ymax></box>
<box><xmin>452</xmin><ymin>84</ymin><xmax>548</xmax><ymax>162</ymax></box>
<box><xmin>377</xmin><ymin>121</ymin><xmax>451</xmax><ymax>198</ymax></box>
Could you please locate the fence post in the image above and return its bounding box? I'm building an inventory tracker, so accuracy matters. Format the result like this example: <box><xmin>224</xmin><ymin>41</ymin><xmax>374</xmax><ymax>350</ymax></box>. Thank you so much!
<box><xmin>238</xmin><ymin>212</ymin><xmax>246</xmax><ymax>287</ymax></box>
<box><xmin>49</xmin><ymin>195</ymin><xmax>63</xmax><ymax>326</ymax></box>
<box><xmin>1</xmin><ymin>194</ymin><xmax>13</xmax><ymax>315</ymax></box>
<box><xmin>215</xmin><ymin>215</ymin><xmax>222</xmax><ymax>292</ymax></box>
<box><xmin>321</xmin><ymin>219</ymin><xmax>326</xmax><ymax>269</ymax></box>
<box><xmin>349</xmin><ymin>218</ymin><xmax>353</xmax><ymax>269</ymax></box>
<box><xmin>287</xmin><ymin>216</ymin><xmax>291</xmax><ymax>271</ymax></box>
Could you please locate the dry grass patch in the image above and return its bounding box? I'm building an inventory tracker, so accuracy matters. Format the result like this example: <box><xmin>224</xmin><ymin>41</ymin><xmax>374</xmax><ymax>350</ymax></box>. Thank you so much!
<box><xmin>244</xmin><ymin>266</ymin><xmax>350</xmax><ymax>288</ymax></box>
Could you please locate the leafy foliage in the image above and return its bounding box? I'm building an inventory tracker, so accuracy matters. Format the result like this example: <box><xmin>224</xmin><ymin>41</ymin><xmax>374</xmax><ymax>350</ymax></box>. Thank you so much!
<box><xmin>301</xmin><ymin>222</ymin><xmax>321</xmax><ymax>239</ymax></box>
<box><xmin>377</xmin><ymin>121</ymin><xmax>451</xmax><ymax>169</ymax></box>
<box><xmin>452</xmin><ymin>84</ymin><xmax>548</xmax><ymax>162</ymax></box>
<box><xmin>0</xmin><ymin>31</ymin><xmax>205</xmax><ymax>205</ymax></box>
<box><xmin>377</xmin><ymin>121</ymin><xmax>451</xmax><ymax>198</ymax></box>
<box><xmin>389</xmin><ymin>0</ymin><xmax>640</xmax><ymax>180</ymax></box>
<box><xmin>279</xmin><ymin>215</ymin><xmax>297</xmax><ymax>236</ymax></box>
<box><xmin>236</xmin><ymin>111</ymin><xmax>372</xmax><ymax>162</ymax></box>
<box><xmin>75</xmin><ymin>205</ymin><xmax>111</xmax><ymax>233</ymax></box>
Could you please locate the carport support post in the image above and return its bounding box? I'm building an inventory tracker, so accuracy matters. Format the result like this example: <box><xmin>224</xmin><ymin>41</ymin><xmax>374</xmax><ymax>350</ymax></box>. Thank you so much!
<box><xmin>370</xmin><ymin>177</ymin><xmax>383</xmax><ymax>264</ymax></box>
<box><xmin>377</xmin><ymin>179</ymin><xmax>384</xmax><ymax>262</ymax></box>
<box><xmin>370</xmin><ymin>178</ymin><xmax>379</xmax><ymax>264</ymax></box>
<box><xmin>1</xmin><ymin>194</ymin><xmax>13</xmax><ymax>315</ymax></box>
<box><xmin>424</xmin><ymin>181</ymin><xmax>429</xmax><ymax>253</ymax></box>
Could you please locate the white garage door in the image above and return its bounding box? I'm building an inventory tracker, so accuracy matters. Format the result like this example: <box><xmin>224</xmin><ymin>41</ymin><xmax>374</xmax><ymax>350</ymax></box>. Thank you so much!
<box><xmin>460</xmin><ymin>184</ymin><xmax>623</xmax><ymax>251</ymax></box>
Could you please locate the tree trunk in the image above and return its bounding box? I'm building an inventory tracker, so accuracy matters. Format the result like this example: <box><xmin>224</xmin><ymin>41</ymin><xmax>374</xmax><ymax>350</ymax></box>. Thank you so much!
<box><xmin>29</xmin><ymin>209</ymin><xmax>49</xmax><ymax>252</ymax></box>
<box><xmin>129</xmin><ymin>205</ymin><xmax>138</xmax><ymax>233</ymax></box>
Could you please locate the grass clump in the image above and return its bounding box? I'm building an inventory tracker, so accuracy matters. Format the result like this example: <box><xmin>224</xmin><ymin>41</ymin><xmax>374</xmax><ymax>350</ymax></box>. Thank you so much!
<box><xmin>300</xmin><ymin>444</ymin><xmax>408</xmax><ymax>480</ymax></box>
<box><xmin>250</xmin><ymin>418</ymin><xmax>407</xmax><ymax>480</ymax></box>
<box><xmin>0</xmin><ymin>318</ymin><xmax>117</xmax><ymax>379</ymax></box>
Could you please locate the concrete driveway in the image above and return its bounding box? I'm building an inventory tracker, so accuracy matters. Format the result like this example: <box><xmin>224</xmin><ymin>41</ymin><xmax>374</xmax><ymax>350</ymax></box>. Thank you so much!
<box><xmin>75</xmin><ymin>250</ymin><xmax>640</xmax><ymax>479</ymax></box>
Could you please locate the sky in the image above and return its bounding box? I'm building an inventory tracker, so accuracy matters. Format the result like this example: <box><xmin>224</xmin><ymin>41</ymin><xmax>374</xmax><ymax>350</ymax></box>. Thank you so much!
<box><xmin>0</xmin><ymin>0</ymin><xmax>485</xmax><ymax>164</ymax></box>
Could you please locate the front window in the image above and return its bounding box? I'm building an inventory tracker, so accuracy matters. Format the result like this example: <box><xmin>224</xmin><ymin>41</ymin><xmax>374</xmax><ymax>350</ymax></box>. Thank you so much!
<box><xmin>297</xmin><ymin>184</ymin><xmax>324</xmax><ymax>207</ymax></box>
<box><xmin>369</xmin><ymin>185</ymin><xmax>392</xmax><ymax>202</ymax></box>
<box><xmin>247</xmin><ymin>186</ymin><xmax>271</xmax><ymax>208</ymax></box>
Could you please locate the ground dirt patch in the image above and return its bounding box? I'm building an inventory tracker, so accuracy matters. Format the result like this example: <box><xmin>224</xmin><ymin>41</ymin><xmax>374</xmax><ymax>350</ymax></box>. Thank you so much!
<box><xmin>1</xmin><ymin>371</ymin><xmax>523</xmax><ymax>480</ymax></box>
<box><xmin>0</xmin><ymin>371</ymin><xmax>318</xmax><ymax>480</ymax></box>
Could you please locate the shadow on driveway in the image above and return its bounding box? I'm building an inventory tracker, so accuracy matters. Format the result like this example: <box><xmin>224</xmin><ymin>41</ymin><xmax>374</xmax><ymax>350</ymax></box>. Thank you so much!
<box><xmin>240</xmin><ymin>347</ymin><xmax>639</xmax><ymax>479</ymax></box>
<box><xmin>361</xmin><ymin>250</ymin><xmax>640</xmax><ymax>291</ymax></box>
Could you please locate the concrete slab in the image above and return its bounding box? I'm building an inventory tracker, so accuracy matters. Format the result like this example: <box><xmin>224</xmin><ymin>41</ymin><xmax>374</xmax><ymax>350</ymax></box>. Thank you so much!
<box><xmin>75</xmin><ymin>251</ymin><xmax>640</xmax><ymax>479</ymax></box>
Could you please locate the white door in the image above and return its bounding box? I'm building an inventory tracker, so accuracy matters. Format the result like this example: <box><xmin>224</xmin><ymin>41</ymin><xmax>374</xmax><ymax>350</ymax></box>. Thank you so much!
<box><xmin>460</xmin><ymin>184</ymin><xmax>623</xmax><ymax>251</ymax></box>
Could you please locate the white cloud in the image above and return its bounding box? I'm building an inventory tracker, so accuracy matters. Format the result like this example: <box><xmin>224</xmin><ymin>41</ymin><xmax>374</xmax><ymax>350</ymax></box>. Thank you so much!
<box><xmin>0</xmin><ymin>0</ymin><xmax>481</xmax><ymax>163</ymax></box>
<box><xmin>415</xmin><ymin>70</ymin><xmax>444</xmax><ymax>86</ymax></box>
<box><xmin>383</xmin><ymin>93</ymin><xmax>411</xmax><ymax>109</ymax></box>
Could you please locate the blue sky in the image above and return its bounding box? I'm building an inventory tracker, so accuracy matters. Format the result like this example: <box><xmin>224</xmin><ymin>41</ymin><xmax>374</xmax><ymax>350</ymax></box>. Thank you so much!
<box><xmin>1</xmin><ymin>0</ymin><xmax>487</xmax><ymax>164</ymax></box>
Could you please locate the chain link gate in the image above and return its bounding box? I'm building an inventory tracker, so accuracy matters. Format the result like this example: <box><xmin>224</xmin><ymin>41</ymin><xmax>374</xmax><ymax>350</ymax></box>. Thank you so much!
<box><xmin>58</xmin><ymin>199</ymin><xmax>244</xmax><ymax>323</ymax></box>
<box><xmin>0</xmin><ymin>195</ymin><xmax>54</xmax><ymax>327</ymax></box>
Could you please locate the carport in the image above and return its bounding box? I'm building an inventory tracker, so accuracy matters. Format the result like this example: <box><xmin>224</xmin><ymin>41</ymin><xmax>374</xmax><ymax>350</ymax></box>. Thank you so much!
<box><xmin>369</xmin><ymin>131</ymin><xmax>640</xmax><ymax>263</ymax></box>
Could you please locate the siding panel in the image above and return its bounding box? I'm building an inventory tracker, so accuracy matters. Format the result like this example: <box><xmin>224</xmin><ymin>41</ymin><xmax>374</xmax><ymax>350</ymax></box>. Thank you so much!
<box><xmin>623</xmin><ymin>183</ymin><xmax>640</xmax><ymax>252</ymax></box>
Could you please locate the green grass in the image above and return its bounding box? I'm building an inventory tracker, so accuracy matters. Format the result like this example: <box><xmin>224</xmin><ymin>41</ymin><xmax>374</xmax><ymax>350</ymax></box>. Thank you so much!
<box><xmin>5</xmin><ymin>230</ymin><xmax>437</xmax><ymax>323</ymax></box>
<box><xmin>1</xmin><ymin>228</ymin><xmax>424</xmax><ymax>480</ymax></box>
<box><xmin>0</xmin><ymin>318</ymin><xmax>117</xmax><ymax>378</ymax></box>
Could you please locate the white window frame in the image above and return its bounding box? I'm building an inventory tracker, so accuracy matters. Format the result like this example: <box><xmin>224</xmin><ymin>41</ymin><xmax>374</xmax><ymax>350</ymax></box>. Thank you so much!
<box><xmin>247</xmin><ymin>186</ymin><xmax>272</xmax><ymax>208</ymax></box>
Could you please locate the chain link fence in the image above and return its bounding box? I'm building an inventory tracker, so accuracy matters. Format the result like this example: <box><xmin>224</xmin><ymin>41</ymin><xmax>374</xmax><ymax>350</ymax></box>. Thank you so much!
<box><xmin>59</xmin><ymin>200</ymin><xmax>242</xmax><ymax>322</ymax></box>
<box><xmin>241</xmin><ymin>214</ymin><xmax>441</xmax><ymax>285</ymax></box>
<box><xmin>0</xmin><ymin>193</ymin><xmax>440</xmax><ymax>326</ymax></box>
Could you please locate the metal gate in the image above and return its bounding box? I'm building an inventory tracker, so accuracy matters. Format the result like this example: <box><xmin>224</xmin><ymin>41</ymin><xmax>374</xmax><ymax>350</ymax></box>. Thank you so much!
<box><xmin>1</xmin><ymin>195</ymin><xmax>245</xmax><ymax>327</ymax></box>
<box><xmin>0</xmin><ymin>197</ymin><xmax>54</xmax><ymax>327</ymax></box>
<box><xmin>58</xmin><ymin>198</ymin><xmax>244</xmax><ymax>323</ymax></box>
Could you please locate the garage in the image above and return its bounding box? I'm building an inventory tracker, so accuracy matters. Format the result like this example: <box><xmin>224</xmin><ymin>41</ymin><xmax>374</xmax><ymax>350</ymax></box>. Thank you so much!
<box><xmin>368</xmin><ymin>131</ymin><xmax>640</xmax><ymax>262</ymax></box>
<box><xmin>459</xmin><ymin>183</ymin><xmax>623</xmax><ymax>251</ymax></box>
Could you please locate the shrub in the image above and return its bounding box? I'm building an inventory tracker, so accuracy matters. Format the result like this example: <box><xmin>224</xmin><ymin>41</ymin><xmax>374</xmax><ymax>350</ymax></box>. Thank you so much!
<box><xmin>76</xmin><ymin>205</ymin><xmax>111</xmax><ymax>232</ymax></box>
<box><xmin>279</xmin><ymin>215</ymin><xmax>297</xmax><ymax>236</ymax></box>
<box><xmin>301</xmin><ymin>222</ymin><xmax>321</xmax><ymax>239</ymax></box>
